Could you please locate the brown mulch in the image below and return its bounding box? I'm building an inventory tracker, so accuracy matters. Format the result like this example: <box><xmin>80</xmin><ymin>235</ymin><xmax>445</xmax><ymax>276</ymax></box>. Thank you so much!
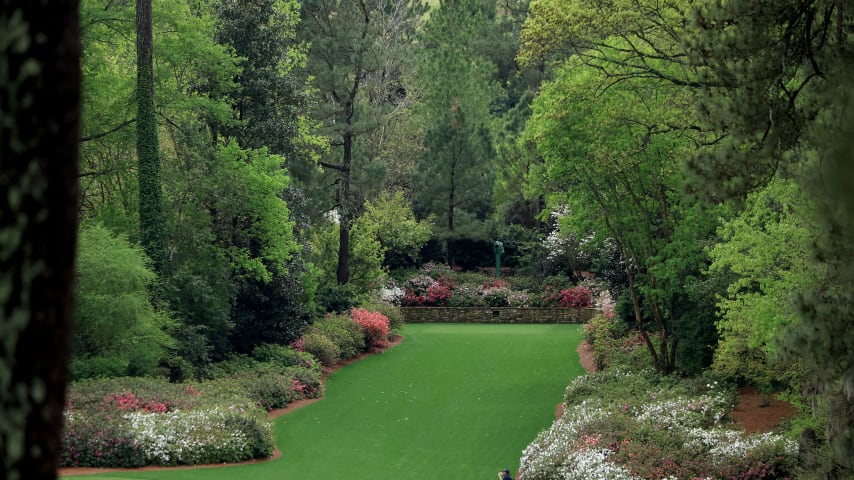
<box><xmin>59</xmin><ymin>336</ymin><xmax>404</xmax><ymax>477</ymax></box>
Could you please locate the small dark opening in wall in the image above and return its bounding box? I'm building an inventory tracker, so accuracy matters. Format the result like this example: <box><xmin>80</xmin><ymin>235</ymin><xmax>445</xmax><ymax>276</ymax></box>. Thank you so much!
<box><xmin>492</xmin><ymin>310</ymin><xmax>499</xmax><ymax>318</ymax></box>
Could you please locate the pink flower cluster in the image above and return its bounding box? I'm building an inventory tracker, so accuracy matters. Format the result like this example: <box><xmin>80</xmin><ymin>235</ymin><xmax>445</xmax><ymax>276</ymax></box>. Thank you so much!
<box><xmin>402</xmin><ymin>275</ymin><xmax>455</xmax><ymax>306</ymax></box>
<box><xmin>351</xmin><ymin>308</ymin><xmax>390</xmax><ymax>350</ymax></box>
<box><xmin>558</xmin><ymin>285</ymin><xmax>592</xmax><ymax>308</ymax></box>
<box><xmin>103</xmin><ymin>391</ymin><xmax>171</xmax><ymax>413</ymax></box>
<box><xmin>289</xmin><ymin>338</ymin><xmax>304</xmax><ymax>352</ymax></box>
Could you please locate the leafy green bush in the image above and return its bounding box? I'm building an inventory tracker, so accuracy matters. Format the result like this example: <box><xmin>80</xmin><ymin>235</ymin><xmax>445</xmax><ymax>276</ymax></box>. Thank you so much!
<box><xmin>301</xmin><ymin>331</ymin><xmax>340</xmax><ymax>367</ymax></box>
<box><xmin>583</xmin><ymin>313</ymin><xmax>650</xmax><ymax>371</ymax></box>
<box><xmin>70</xmin><ymin>356</ymin><xmax>129</xmax><ymax>380</ymax></box>
<box><xmin>316</xmin><ymin>283</ymin><xmax>359</xmax><ymax>313</ymax></box>
<box><xmin>73</xmin><ymin>222</ymin><xmax>176</xmax><ymax>379</ymax></box>
<box><xmin>307</xmin><ymin>314</ymin><xmax>365</xmax><ymax>360</ymax></box>
<box><xmin>252</xmin><ymin>343</ymin><xmax>317</xmax><ymax>370</ymax></box>
<box><xmin>207</xmin><ymin>353</ymin><xmax>260</xmax><ymax>379</ymax></box>
<box><xmin>239</xmin><ymin>370</ymin><xmax>298</xmax><ymax>410</ymax></box>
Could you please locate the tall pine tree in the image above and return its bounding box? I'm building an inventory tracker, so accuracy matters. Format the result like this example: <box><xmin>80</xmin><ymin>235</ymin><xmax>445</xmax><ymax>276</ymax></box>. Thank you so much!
<box><xmin>414</xmin><ymin>0</ymin><xmax>501</xmax><ymax>266</ymax></box>
<box><xmin>298</xmin><ymin>0</ymin><xmax>425</xmax><ymax>284</ymax></box>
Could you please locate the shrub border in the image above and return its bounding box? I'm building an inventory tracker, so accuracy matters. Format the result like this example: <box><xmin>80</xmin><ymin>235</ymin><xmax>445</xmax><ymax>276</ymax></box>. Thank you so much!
<box><xmin>401</xmin><ymin>307</ymin><xmax>597</xmax><ymax>324</ymax></box>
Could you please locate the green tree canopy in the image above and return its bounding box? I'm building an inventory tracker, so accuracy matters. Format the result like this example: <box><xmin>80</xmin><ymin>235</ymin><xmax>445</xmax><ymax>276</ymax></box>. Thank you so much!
<box><xmin>73</xmin><ymin>222</ymin><xmax>176</xmax><ymax>378</ymax></box>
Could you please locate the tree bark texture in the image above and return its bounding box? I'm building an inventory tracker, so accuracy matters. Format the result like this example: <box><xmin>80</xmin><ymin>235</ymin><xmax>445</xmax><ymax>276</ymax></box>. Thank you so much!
<box><xmin>136</xmin><ymin>0</ymin><xmax>165</xmax><ymax>271</ymax></box>
<box><xmin>0</xmin><ymin>2</ymin><xmax>81</xmax><ymax>479</ymax></box>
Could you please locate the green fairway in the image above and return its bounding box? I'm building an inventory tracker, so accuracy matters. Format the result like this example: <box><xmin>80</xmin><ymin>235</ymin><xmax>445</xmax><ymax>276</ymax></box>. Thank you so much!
<box><xmin>64</xmin><ymin>323</ymin><xmax>584</xmax><ymax>480</ymax></box>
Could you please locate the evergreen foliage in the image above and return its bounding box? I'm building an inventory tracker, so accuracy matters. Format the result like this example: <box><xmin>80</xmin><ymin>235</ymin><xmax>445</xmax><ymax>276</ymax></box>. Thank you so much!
<box><xmin>299</xmin><ymin>0</ymin><xmax>426</xmax><ymax>284</ymax></box>
<box><xmin>414</xmin><ymin>0</ymin><xmax>502</xmax><ymax>265</ymax></box>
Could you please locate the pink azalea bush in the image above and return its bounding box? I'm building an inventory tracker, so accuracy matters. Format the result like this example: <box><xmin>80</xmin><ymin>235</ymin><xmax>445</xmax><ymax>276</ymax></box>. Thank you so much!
<box><xmin>558</xmin><ymin>285</ymin><xmax>592</xmax><ymax>308</ymax></box>
<box><xmin>351</xmin><ymin>307</ymin><xmax>390</xmax><ymax>350</ymax></box>
<box><xmin>103</xmin><ymin>391</ymin><xmax>172</xmax><ymax>413</ymax></box>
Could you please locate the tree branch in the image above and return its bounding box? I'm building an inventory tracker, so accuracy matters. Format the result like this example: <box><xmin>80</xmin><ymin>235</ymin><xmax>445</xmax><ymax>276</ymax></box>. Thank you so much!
<box><xmin>319</xmin><ymin>160</ymin><xmax>347</xmax><ymax>172</ymax></box>
<box><xmin>79</xmin><ymin>118</ymin><xmax>136</xmax><ymax>142</ymax></box>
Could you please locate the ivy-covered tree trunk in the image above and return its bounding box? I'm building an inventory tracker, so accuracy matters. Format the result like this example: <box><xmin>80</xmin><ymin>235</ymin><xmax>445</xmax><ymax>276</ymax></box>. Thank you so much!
<box><xmin>136</xmin><ymin>0</ymin><xmax>165</xmax><ymax>271</ymax></box>
<box><xmin>0</xmin><ymin>3</ymin><xmax>81</xmax><ymax>479</ymax></box>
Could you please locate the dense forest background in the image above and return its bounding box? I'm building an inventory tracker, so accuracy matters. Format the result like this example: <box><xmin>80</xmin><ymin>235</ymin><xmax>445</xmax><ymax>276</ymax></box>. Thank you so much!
<box><xmin>22</xmin><ymin>0</ymin><xmax>853</xmax><ymax>477</ymax></box>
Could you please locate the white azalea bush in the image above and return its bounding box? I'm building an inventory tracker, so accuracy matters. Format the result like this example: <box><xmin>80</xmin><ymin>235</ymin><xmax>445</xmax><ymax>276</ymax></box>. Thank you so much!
<box><xmin>519</xmin><ymin>370</ymin><xmax>798</xmax><ymax>479</ymax></box>
<box><xmin>125</xmin><ymin>407</ymin><xmax>273</xmax><ymax>465</ymax></box>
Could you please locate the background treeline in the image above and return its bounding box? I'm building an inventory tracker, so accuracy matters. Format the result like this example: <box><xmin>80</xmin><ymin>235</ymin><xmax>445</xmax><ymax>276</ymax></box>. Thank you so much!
<box><xmin>74</xmin><ymin>0</ymin><xmax>851</xmax><ymax>476</ymax></box>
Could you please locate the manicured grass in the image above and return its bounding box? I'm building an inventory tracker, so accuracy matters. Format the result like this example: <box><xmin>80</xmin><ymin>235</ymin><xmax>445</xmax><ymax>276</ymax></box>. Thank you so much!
<box><xmin>64</xmin><ymin>323</ymin><xmax>584</xmax><ymax>480</ymax></box>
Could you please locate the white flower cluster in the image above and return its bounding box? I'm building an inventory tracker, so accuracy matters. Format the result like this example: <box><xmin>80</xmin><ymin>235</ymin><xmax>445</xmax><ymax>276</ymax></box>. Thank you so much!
<box><xmin>557</xmin><ymin>449</ymin><xmax>638</xmax><ymax>480</ymax></box>
<box><xmin>636</xmin><ymin>393</ymin><xmax>730</xmax><ymax>430</ymax></box>
<box><xmin>125</xmin><ymin>407</ymin><xmax>271</xmax><ymax>464</ymax></box>
<box><xmin>519</xmin><ymin>401</ymin><xmax>609</xmax><ymax>479</ymax></box>
<box><xmin>706</xmin><ymin>430</ymin><xmax>797</xmax><ymax>460</ymax></box>
<box><xmin>379</xmin><ymin>286</ymin><xmax>404</xmax><ymax>305</ymax></box>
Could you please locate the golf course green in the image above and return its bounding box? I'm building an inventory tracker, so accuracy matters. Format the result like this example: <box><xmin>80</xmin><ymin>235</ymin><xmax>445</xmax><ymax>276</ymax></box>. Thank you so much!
<box><xmin>63</xmin><ymin>323</ymin><xmax>585</xmax><ymax>480</ymax></box>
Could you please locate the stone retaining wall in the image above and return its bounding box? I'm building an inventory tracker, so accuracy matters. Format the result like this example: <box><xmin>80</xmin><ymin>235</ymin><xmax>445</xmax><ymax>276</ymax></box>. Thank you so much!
<box><xmin>401</xmin><ymin>307</ymin><xmax>598</xmax><ymax>324</ymax></box>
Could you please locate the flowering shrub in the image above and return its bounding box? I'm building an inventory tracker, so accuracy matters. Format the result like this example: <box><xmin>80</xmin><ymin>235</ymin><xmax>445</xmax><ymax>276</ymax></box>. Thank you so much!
<box><xmin>520</xmin><ymin>371</ymin><xmax>797</xmax><ymax>480</ymax></box>
<box><xmin>426</xmin><ymin>282</ymin><xmax>452</xmax><ymax>305</ymax></box>
<box><xmin>508</xmin><ymin>291</ymin><xmax>530</xmax><ymax>307</ymax></box>
<box><xmin>398</xmin><ymin>269</ymin><xmax>603</xmax><ymax>309</ymax></box>
<box><xmin>379</xmin><ymin>286</ymin><xmax>405</xmax><ymax>305</ymax></box>
<box><xmin>361</xmin><ymin>300</ymin><xmax>405</xmax><ymax>332</ymax></box>
<box><xmin>558</xmin><ymin>285</ymin><xmax>592</xmax><ymax>308</ymax></box>
<box><xmin>288</xmin><ymin>365</ymin><xmax>323</xmax><ymax>399</ymax></box>
<box><xmin>408</xmin><ymin>274</ymin><xmax>435</xmax><ymax>292</ymax></box>
<box><xmin>288</xmin><ymin>338</ymin><xmax>304</xmax><ymax>352</ymax></box>
<box><xmin>61</xmin><ymin>412</ymin><xmax>146</xmax><ymax>468</ymax></box>
<box><xmin>63</xmin><ymin>354</ymin><xmax>315</xmax><ymax>468</ymax></box>
<box><xmin>242</xmin><ymin>371</ymin><xmax>300</xmax><ymax>410</ymax></box>
<box><xmin>447</xmin><ymin>284</ymin><xmax>486</xmax><ymax>307</ymax></box>
<box><xmin>103</xmin><ymin>391</ymin><xmax>172</xmax><ymax>413</ymax></box>
<box><xmin>61</xmin><ymin>403</ymin><xmax>274</xmax><ymax>468</ymax></box>
<box><xmin>402</xmin><ymin>274</ymin><xmax>455</xmax><ymax>306</ymax></box>
<box><xmin>66</xmin><ymin>377</ymin><xmax>200</xmax><ymax>413</ymax></box>
<box><xmin>481</xmin><ymin>286</ymin><xmax>511</xmax><ymax>307</ymax></box>
<box><xmin>351</xmin><ymin>308</ymin><xmax>390</xmax><ymax>350</ymax></box>
<box><xmin>124</xmin><ymin>407</ymin><xmax>273</xmax><ymax>465</ymax></box>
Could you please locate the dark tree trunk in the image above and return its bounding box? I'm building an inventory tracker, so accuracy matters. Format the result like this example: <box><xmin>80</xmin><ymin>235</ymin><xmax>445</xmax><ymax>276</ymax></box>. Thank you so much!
<box><xmin>136</xmin><ymin>0</ymin><xmax>165</xmax><ymax>271</ymax></box>
<box><xmin>336</xmin><ymin>132</ymin><xmax>353</xmax><ymax>284</ymax></box>
<box><xmin>0</xmin><ymin>2</ymin><xmax>81</xmax><ymax>479</ymax></box>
